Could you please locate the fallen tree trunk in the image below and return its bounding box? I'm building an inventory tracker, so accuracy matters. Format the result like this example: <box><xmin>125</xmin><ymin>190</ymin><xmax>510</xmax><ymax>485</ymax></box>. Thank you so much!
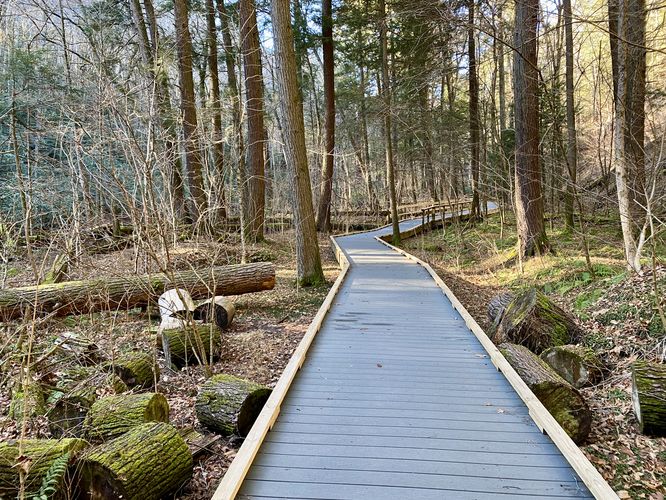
<box><xmin>106</xmin><ymin>351</ymin><xmax>158</xmax><ymax>389</ymax></box>
<box><xmin>500</xmin><ymin>343</ymin><xmax>591</xmax><ymax>444</ymax></box>
<box><xmin>0</xmin><ymin>438</ymin><xmax>88</xmax><ymax>497</ymax></box>
<box><xmin>540</xmin><ymin>345</ymin><xmax>605</xmax><ymax>388</ymax></box>
<box><xmin>159</xmin><ymin>322</ymin><xmax>219</xmax><ymax>368</ymax></box>
<box><xmin>85</xmin><ymin>393</ymin><xmax>169</xmax><ymax>441</ymax></box>
<box><xmin>493</xmin><ymin>288</ymin><xmax>581</xmax><ymax>353</ymax></box>
<box><xmin>76</xmin><ymin>422</ymin><xmax>192</xmax><ymax>500</ymax></box>
<box><xmin>0</xmin><ymin>262</ymin><xmax>275</xmax><ymax>321</ymax></box>
<box><xmin>9</xmin><ymin>378</ymin><xmax>46</xmax><ymax>420</ymax></box>
<box><xmin>195</xmin><ymin>374</ymin><xmax>271</xmax><ymax>436</ymax></box>
<box><xmin>632</xmin><ymin>361</ymin><xmax>666</xmax><ymax>436</ymax></box>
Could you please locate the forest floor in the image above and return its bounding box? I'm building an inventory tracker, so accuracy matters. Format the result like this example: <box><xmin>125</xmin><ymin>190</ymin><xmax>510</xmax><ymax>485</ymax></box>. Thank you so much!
<box><xmin>0</xmin><ymin>230</ymin><xmax>340</xmax><ymax>499</ymax></box>
<box><xmin>401</xmin><ymin>212</ymin><xmax>666</xmax><ymax>499</ymax></box>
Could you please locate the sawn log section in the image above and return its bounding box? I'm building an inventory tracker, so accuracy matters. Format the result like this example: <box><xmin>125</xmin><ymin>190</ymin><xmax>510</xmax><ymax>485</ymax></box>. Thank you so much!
<box><xmin>215</xmin><ymin>206</ymin><xmax>617</xmax><ymax>499</ymax></box>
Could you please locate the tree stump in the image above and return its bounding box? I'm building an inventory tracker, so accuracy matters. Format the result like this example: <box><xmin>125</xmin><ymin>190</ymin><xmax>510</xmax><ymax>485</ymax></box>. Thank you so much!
<box><xmin>9</xmin><ymin>378</ymin><xmax>46</xmax><ymax>420</ymax></box>
<box><xmin>487</xmin><ymin>291</ymin><xmax>514</xmax><ymax>329</ymax></box>
<box><xmin>540</xmin><ymin>345</ymin><xmax>605</xmax><ymax>388</ymax></box>
<box><xmin>494</xmin><ymin>288</ymin><xmax>581</xmax><ymax>353</ymax></box>
<box><xmin>193</xmin><ymin>296</ymin><xmax>236</xmax><ymax>329</ymax></box>
<box><xmin>106</xmin><ymin>351</ymin><xmax>158</xmax><ymax>389</ymax></box>
<box><xmin>85</xmin><ymin>393</ymin><xmax>169</xmax><ymax>442</ymax></box>
<box><xmin>500</xmin><ymin>343</ymin><xmax>591</xmax><ymax>443</ymax></box>
<box><xmin>75</xmin><ymin>422</ymin><xmax>193</xmax><ymax>500</ymax></box>
<box><xmin>631</xmin><ymin>361</ymin><xmax>666</xmax><ymax>436</ymax></box>
<box><xmin>39</xmin><ymin>253</ymin><xmax>69</xmax><ymax>285</ymax></box>
<box><xmin>0</xmin><ymin>438</ymin><xmax>87</xmax><ymax>497</ymax></box>
<box><xmin>195</xmin><ymin>374</ymin><xmax>271</xmax><ymax>436</ymax></box>
<box><xmin>159</xmin><ymin>322</ymin><xmax>220</xmax><ymax>368</ymax></box>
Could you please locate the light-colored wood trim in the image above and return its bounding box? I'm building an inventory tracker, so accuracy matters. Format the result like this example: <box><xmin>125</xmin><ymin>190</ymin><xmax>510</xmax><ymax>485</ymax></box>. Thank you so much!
<box><xmin>374</xmin><ymin>234</ymin><xmax>618</xmax><ymax>500</ymax></box>
<box><xmin>211</xmin><ymin>236</ymin><xmax>350</xmax><ymax>500</ymax></box>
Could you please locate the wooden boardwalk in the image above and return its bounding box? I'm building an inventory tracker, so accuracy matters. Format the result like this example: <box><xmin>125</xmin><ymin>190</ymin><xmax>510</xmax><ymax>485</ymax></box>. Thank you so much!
<box><xmin>216</xmin><ymin>213</ymin><xmax>615</xmax><ymax>499</ymax></box>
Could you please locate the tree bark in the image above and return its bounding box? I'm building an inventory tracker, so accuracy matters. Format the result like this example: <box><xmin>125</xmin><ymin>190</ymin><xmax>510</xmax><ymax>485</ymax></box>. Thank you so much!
<box><xmin>500</xmin><ymin>343</ymin><xmax>591</xmax><ymax>444</ymax></box>
<box><xmin>513</xmin><ymin>0</ymin><xmax>550</xmax><ymax>257</ymax></box>
<box><xmin>106</xmin><ymin>351</ymin><xmax>158</xmax><ymax>389</ymax></box>
<box><xmin>632</xmin><ymin>361</ymin><xmax>666</xmax><ymax>436</ymax></box>
<box><xmin>85</xmin><ymin>393</ymin><xmax>169</xmax><ymax>442</ymax></box>
<box><xmin>270</xmin><ymin>0</ymin><xmax>325</xmax><ymax>285</ymax></box>
<box><xmin>379</xmin><ymin>0</ymin><xmax>401</xmax><ymax>244</ymax></box>
<box><xmin>541</xmin><ymin>345</ymin><xmax>605</xmax><ymax>389</ymax></box>
<box><xmin>468</xmin><ymin>0</ymin><xmax>481</xmax><ymax>220</ymax></box>
<box><xmin>0</xmin><ymin>263</ymin><xmax>275</xmax><ymax>321</ymax></box>
<box><xmin>76</xmin><ymin>422</ymin><xmax>193</xmax><ymax>500</ymax></box>
<box><xmin>316</xmin><ymin>0</ymin><xmax>335</xmax><ymax>232</ymax></box>
<box><xmin>158</xmin><ymin>322</ymin><xmax>220</xmax><ymax>368</ymax></box>
<box><xmin>493</xmin><ymin>288</ymin><xmax>581</xmax><ymax>354</ymax></box>
<box><xmin>174</xmin><ymin>0</ymin><xmax>207</xmax><ymax>225</ymax></box>
<box><xmin>563</xmin><ymin>0</ymin><xmax>577</xmax><ymax>231</ymax></box>
<box><xmin>239</xmin><ymin>0</ymin><xmax>266</xmax><ymax>242</ymax></box>
<box><xmin>206</xmin><ymin>0</ymin><xmax>227</xmax><ymax>223</ymax></box>
<box><xmin>195</xmin><ymin>374</ymin><xmax>271</xmax><ymax>436</ymax></box>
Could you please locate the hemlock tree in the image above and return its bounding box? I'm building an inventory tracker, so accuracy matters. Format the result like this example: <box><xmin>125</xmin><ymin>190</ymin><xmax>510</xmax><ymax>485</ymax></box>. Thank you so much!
<box><xmin>316</xmin><ymin>0</ymin><xmax>335</xmax><ymax>233</ymax></box>
<box><xmin>270</xmin><ymin>0</ymin><xmax>324</xmax><ymax>286</ymax></box>
<box><xmin>174</xmin><ymin>0</ymin><xmax>207</xmax><ymax>225</ymax></box>
<box><xmin>468</xmin><ymin>0</ymin><xmax>481</xmax><ymax>220</ymax></box>
<box><xmin>513</xmin><ymin>0</ymin><xmax>550</xmax><ymax>257</ymax></box>
<box><xmin>239</xmin><ymin>0</ymin><xmax>266</xmax><ymax>242</ymax></box>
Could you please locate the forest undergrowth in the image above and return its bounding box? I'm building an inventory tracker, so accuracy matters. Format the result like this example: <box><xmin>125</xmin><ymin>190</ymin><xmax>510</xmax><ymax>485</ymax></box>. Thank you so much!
<box><xmin>0</xmin><ymin>231</ymin><xmax>339</xmax><ymax>499</ymax></box>
<box><xmin>403</xmin><ymin>213</ymin><xmax>666</xmax><ymax>499</ymax></box>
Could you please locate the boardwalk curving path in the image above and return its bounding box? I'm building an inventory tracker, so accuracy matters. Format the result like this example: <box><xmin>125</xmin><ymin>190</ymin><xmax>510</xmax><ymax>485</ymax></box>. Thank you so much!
<box><xmin>226</xmin><ymin>213</ymin><xmax>609</xmax><ymax>499</ymax></box>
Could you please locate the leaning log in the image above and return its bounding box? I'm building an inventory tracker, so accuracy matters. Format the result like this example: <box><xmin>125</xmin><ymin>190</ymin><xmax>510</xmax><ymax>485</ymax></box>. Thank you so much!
<box><xmin>159</xmin><ymin>322</ymin><xmax>219</xmax><ymax>368</ymax></box>
<box><xmin>500</xmin><ymin>343</ymin><xmax>591</xmax><ymax>444</ymax></box>
<box><xmin>0</xmin><ymin>438</ymin><xmax>87</xmax><ymax>497</ymax></box>
<box><xmin>75</xmin><ymin>422</ymin><xmax>192</xmax><ymax>500</ymax></box>
<box><xmin>106</xmin><ymin>351</ymin><xmax>158</xmax><ymax>389</ymax></box>
<box><xmin>493</xmin><ymin>288</ymin><xmax>581</xmax><ymax>353</ymax></box>
<box><xmin>0</xmin><ymin>262</ymin><xmax>275</xmax><ymax>321</ymax></box>
<box><xmin>631</xmin><ymin>361</ymin><xmax>666</xmax><ymax>436</ymax></box>
<box><xmin>85</xmin><ymin>393</ymin><xmax>169</xmax><ymax>441</ymax></box>
<box><xmin>540</xmin><ymin>345</ymin><xmax>605</xmax><ymax>388</ymax></box>
<box><xmin>195</xmin><ymin>374</ymin><xmax>271</xmax><ymax>436</ymax></box>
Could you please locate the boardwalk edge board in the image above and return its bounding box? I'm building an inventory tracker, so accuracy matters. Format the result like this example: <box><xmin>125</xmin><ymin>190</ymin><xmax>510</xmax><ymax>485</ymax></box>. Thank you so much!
<box><xmin>374</xmin><ymin>231</ymin><xmax>617</xmax><ymax>500</ymax></box>
<box><xmin>211</xmin><ymin>236</ymin><xmax>351</xmax><ymax>500</ymax></box>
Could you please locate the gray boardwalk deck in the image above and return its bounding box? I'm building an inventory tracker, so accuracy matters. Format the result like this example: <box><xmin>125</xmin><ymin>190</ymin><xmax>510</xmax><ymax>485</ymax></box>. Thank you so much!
<box><xmin>238</xmin><ymin>216</ymin><xmax>593</xmax><ymax>499</ymax></box>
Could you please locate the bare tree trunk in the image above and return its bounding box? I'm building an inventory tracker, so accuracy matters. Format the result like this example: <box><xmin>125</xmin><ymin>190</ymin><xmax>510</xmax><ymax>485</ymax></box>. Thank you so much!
<box><xmin>174</xmin><ymin>0</ymin><xmax>207</xmax><ymax>225</ymax></box>
<box><xmin>468</xmin><ymin>0</ymin><xmax>481</xmax><ymax>220</ymax></box>
<box><xmin>206</xmin><ymin>0</ymin><xmax>226</xmax><ymax>223</ymax></box>
<box><xmin>563</xmin><ymin>0</ymin><xmax>577</xmax><ymax>231</ymax></box>
<box><xmin>316</xmin><ymin>0</ymin><xmax>335</xmax><ymax>232</ymax></box>
<box><xmin>379</xmin><ymin>0</ymin><xmax>400</xmax><ymax>244</ymax></box>
<box><xmin>239</xmin><ymin>0</ymin><xmax>266</xmax><ymax>242</ymax></box>
<box><xmin>513</xmin><ymin>0</ymin><xmax>550</xmax><ymax>257</ymax></box>
<box><xmin>270</xmin><ymin>0</ymin><xmax>324</xmax><ymax>286</ymax></box>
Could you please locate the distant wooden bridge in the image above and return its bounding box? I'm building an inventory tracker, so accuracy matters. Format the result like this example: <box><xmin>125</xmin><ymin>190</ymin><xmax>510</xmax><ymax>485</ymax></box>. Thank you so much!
<box><xmin>214</xmin><ymin>206</ymin><xmax>617</xmax><ymax>499</ymax></box>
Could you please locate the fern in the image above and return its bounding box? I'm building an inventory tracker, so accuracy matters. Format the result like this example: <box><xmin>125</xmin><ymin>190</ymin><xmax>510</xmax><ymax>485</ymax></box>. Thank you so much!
<box><xmin>31</xmin><ymin>452</ymin><xmax>70</xmax><ymax>500</ymax></box>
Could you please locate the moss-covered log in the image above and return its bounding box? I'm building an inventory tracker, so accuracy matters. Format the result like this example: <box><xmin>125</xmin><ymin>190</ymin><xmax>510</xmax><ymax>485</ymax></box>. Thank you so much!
<box><xmin>540</xmin><ymin>345</ymin><xmax>605</xmax><ymax>388</ymax></box>
<box><xmin>0</xmin><ymin>262</ymin><xmax>275</xmax><ymax>321</ymax></box>
<box><xmin>39</xmin><ymin>253</ymin><xmax>69</xmax><ymax>285</ymax></box>
<box><xmin>84</xmin><ymin>393</ymin><xmax>169</xmax><ymax>441</ymax></box>
<box><xmin>193</xmin><ymin>296</ymin><xmax>236</xmax><ymax>329</ymax></box>
<box><xmin>0</xmin><ymin>438</ymin><xmax>87</xmax><ymax>497</ymax></box>
<box><xmin>195</xmin><ymin>374</ymin><xmax>271</xmax><ymax>436</ymax></box>
<box><xmin>493</xmin><ymin>288</ymin><xmax>581</xmax><ymax>353</ymax></box>
<box><xmin>9</xmin><ymin>378</ymin><xmax>46</xmax><ymax>420</ymax></box>
<box><xmin>500</xmin><ymin>343</ymin><xmax>591</xmax><ymax>443</ymax></box>
<box><xmin>632</xmin><ymin>361</ymin><xmax>666</xmax><ymax>436</ymax></box>
<box><xmin>75</xmin><ymin>422</ymin><xmax>192</xmax><ymax>500</ymax></box>
<box><xmin>106</xmin><ymin>351</ymin><xmax>158</xmax><ymax>389</ymax></box>
<box><xmin>159</xmin><ymin>323</ymin><xmax>219</xmax><ymax>368</ymax></box>
<box><xmin>487</xmin><ymin>292</ymin><xmax>514</xmax><ymax>328</ymax></box>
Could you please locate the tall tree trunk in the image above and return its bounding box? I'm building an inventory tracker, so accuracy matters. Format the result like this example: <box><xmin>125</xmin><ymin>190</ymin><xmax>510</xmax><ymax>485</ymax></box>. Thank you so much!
<box><xmin>174</xmin><ymin>0</ymin><xmax>207</xmax><ymax>225</ymax></box>
<box><xmin>498</xmin><ymin>5</ymin><xmax>507</xmax><ymax>133</ymax></box>
<box><xmin>468</xmin><ymin>0</ymin><xmax>481</xmax><ymax>219</ymax></box>
<box><xmin>206</xmin><ymin>0</ymin><xmax>226</xmax><ymax>223</ymax></box>
<box><xmin>611</xmin><ymin>0</ymin><xmax>647</xmax><ymax>272</ymax></box>
<box><xmin>270</xmin><ymin>0</ymin><xmax>324</xmax><ymax>286</ymax></box>
<box><xmin>379</xmin><ymin>0</ymin><xmax>400</xmax><ymax>244</ymax></box>
<box><xmin>359</xmin><ymin>64</ymin><xmax>377</xmax><ymax>212</ymax></box>
<box><xmin>563</xmin><ymin>0</ymin><xmax>577</xmax><ymax>231</ymax></box>
<box><xmin>239</xmin><ymin>0</ymin><xmax>266</xmax><ymax>242</ymax></box>
<box><xmin>513</xmin><ymin>0</ymin><xmax>550</xmax><ymax>257</ymax></box>
<box><xmin>316</xmin><ymin>0</ymin><xmax>335</xmax><ymax>232</ymax></box>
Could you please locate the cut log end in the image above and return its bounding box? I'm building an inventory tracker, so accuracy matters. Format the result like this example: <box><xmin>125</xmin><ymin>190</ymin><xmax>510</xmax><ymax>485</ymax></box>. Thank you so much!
<box><xmin>540</xmin><ymin>345</ymin><xmax>604</xmax><ymax>388</ymax></box>
<box><xmin>195</xmin><ymin>374</ymin><xmax>271</xmax><ymax>437</ymax></box>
